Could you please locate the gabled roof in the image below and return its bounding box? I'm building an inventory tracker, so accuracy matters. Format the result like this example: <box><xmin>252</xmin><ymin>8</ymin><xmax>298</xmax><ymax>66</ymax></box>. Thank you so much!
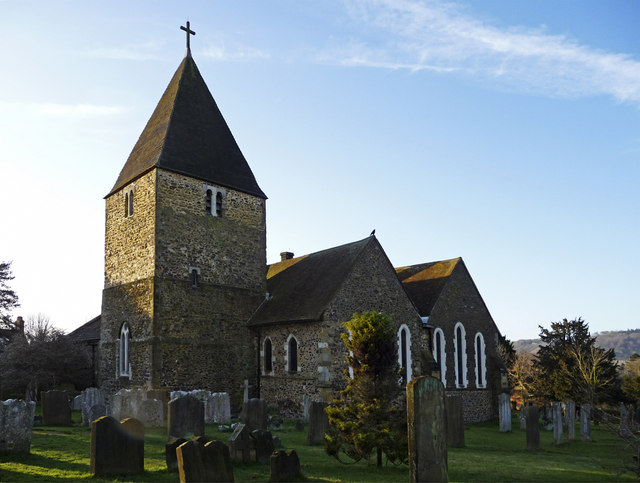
<box><xmin>248</xmin><ymin>237</ymin><xmax>374</xmax><ymax>327</ymax></box>
<box><xmin>395</xmin><ymin>258</ymin><xmax>461</xmax><ymax>317</ymax></box>
<box><xmin>67</xmin><ymin>315</ymin><xmax>101</xmax><ymax>343</ymax></box>
<box><xmin>107</xmin><ymin>54</ymin><xmax>266</xmax><ymax>199</ymax></box>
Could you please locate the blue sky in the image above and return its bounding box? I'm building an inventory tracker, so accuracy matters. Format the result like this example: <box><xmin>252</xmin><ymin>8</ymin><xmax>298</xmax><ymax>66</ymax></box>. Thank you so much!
<box><xmin>0</xmin><ymin>0</ymin><xmax>638</xmax><ymax>341</ymax></box>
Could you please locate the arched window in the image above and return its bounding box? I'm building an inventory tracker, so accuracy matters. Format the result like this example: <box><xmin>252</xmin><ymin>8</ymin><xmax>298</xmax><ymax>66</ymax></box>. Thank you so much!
<box><xmin>205</xmin><ymin>189</ymin><xmax>213</xmax><ymax>215</ymax></box>
<box><xmin>454</xmin><ymin>322</ymin><xmax>468</xmax><ymax>388</ymax></box>
<box><xmin>475</xmin><ymin>332</ymin><xmax>486</xmax><ymax>388</ymax></box>
<box><xmin>119</xmin><ymin>323</ymin><xmax>131</xmax><ymax>377</ymax></box>
<box><xmin>263</xmin><ymin>337</ymin><xmax>273</xmax><ymax>374</ymax></box>
<box><xmin>433</xmin><ymin>328</ymin><xmax>447</xmax><ymax>386</ymax></box>
<box><xmin>124</xmin><ymin>192</ymin><xmax>129</xmax><ymax>217</ymax></box>
<box><xmin>287</xmin><ymin>335</ymin><xmax>298</xmax><ymax>372</ymax></box>
<box><xmin>215</xmin><ymin>191</ymin><xmax>223</xmax><ymax>217</ymax></box>
<box><xmin>397</xmin><ymin>324</ymin><xmax>412</xmax><ymax>384</ymax></box>
<box><xmin>189</xmin><ymin>267</ymin><xmax>200</xmax><ymax>288</ymax></box>
<box><xmin>128</xmin><ymin>189</ymin><xmax>134</xmax><ymax>217</ymax></box>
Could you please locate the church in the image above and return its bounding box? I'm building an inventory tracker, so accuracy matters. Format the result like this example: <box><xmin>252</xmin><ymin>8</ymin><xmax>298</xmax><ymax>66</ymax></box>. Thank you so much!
<box><xmin>78</xmin><ymin>26</ymin><xmax>507</xmax><ymax>422</ymax></box>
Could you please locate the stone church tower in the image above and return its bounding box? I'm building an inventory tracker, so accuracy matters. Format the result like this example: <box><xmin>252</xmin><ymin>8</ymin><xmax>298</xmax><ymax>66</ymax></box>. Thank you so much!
<box><xmin>99</xmin><ymin>43</ymin><xmax>267</xmax><ymax>404</ymax></box>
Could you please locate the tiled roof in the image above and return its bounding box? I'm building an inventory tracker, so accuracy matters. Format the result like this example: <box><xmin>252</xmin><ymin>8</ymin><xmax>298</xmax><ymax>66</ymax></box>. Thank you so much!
<box><xmin>67</xmin><ymin>315</ymin><xmax>101</xmax><ymax>343</ymax></box>
<box><xmin>108</xmin><ymin>54</ymin><xmax>266</xmax><ymax>199</ymax></box>
<box><xmin>248</xmin><ymin>237</ymin><xmax>374</xmax><ymax>327</ymax></box>
<box><xmin>395</xmin><ymin>258</ymin><xmax>461</xmax><ymax>317</ymax></box>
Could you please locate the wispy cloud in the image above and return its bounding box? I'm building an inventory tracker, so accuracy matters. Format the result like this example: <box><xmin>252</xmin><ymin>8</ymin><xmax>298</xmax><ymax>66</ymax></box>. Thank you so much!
<box><xmin>336</xmin><ymin>0</ymin><xmax>640</xmax><ymax>106</ymax></box>
<box><xmin>201</xmin><ymin>36</ymin><xmax>270</xmax><ymax>62</ymax></box>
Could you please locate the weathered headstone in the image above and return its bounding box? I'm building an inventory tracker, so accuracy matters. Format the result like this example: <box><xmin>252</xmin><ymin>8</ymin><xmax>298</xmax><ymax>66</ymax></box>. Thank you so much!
<box><xmin>552</xmin><ymin>401</ymin><xmax>563</xmax><ymax>444</ymax></box>
<box><xmin>251</xmin><ymin>429</ymin><xmax>275</xmax><ymax>463</ymax></box>
<box><xmin>307</xmin><ymin>401</ymin><xmax>329</xmax><ymax>445</ymax></box>
<box><xmin>168</xmin><ymin>395</ymin><xmax>205</xmax><ymax>440</ymax></box>
<box><xmin>270</xmin><ymin>449</ymin><xmax>301</xmax><ymax>482</ymax></box>
<box><xmin>208</xmin><ymin>393</ymin><xmax>231</xmax><ymax>424</ymax></box>
<box><xmin>73</xmin><ymin>395</ymin><xmax>83</xmax><ymax>411</ymax></box>
<box><xmin>581</xmin><ymin>404</ymin><xmax>592</xmax><ymax>441</ymax></box>
<box><xmin>620</xmin><ymin>403</ymin><xmax>631</xmax><ymax>437</ymax></box>
<box><xmin>407</xmin><ymin>376</ymin><xmax>448</xmax><ymax>483</ymax></box>
<box><xmin>525</xmin><ymin>406</ymin><xmax>540</xmax><ymax>451</ymax></box>
<box><xmin>269</xmin><ymin>416</ymin><xmax>284</xmax><ymax>431</ymax></box>
<box><xmin>109</xmin><ymin>388</ymin><xmax>164</xmax><ymax>427</ymax></box>
<box><xmin>166</xmin><ymin>437</ymin><xmax>188</xmax><ymax>472</ymax></box>
<box><xmin>42</xmin><ymin>390</ymin><xmax>71</xmax><ymax>426</ymax></box>
<box><xmin>519</xmin><ymin>407</ymin><xmax>526</xmax><ymax>429</ymax></box>
<box><xmin>86</xmin><ymin>404</ymin><xmax>107</xmax><ymax>425</ymax></box>
<box><xmin>302</xmin><ymin>396</ymin><xmax>311</xmax><ymax>422</ymax></box>
<box><xmin>566</xmin><ymin>400</ymin><xmax>576</xmax><ymax>440</ymax></box>
<box><xmin>90</xmin><ymin>416</ymin><xmax>144</xmax><ymax>476</ymax></box>
<box><xmin>242</xmin><ymin>398</ymin><xmax>267</xmax><ymax>431</ymax></box>
<box><xmin>176</xmin><ymin>439</ymin><xmax>234</xmax><ymax>483</ymax></box>
<box><xmin>81</xmin><ymin>388</ymin><xmax>106</xmax><ymax>426</ymax></box>
<box><xmin>228</xmin><ymin>423</ymin><xmax>255</xmax><ymax>463</ymax></box>
<box><xmin>0</xmin><ymin>399</ymin><xmax>36</xmax><ymax>454</ymax></box>
<box><xmin>445</xmin><ymin>395</ymin><xmax>464</xmax><ymax>447</ymax></box>
<box><xmin>498</xmin><ymin>393</ymin><xmax>511</xmax><ymax>432</ymax></box>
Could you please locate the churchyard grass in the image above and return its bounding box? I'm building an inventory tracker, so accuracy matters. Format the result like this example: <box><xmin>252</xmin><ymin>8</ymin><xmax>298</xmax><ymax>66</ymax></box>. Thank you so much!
<box><xmin>0</xmin><ymin>413</ymin><xmax>636</xmax><ymax>482</ymax></box>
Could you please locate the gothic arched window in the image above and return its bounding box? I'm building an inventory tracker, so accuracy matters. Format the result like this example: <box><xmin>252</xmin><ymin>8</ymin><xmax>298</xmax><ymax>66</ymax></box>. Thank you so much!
<box><xmin>124</xmin><ymin>192</ymin><xmax>129</xmax><ymax>217</ymax></box>
<box><xmin>119</xmin><ymin>323</ymin><xmax>131</xmax><ymax>377</ymax></box>
<box><xmin>205</xmin><ymin>189</ymin><xmax>213</xmax><ymax>215</ymax></box>
<box><xmin>475</xmin><ymin>332</ymin><xmax>486</xmax><ymax>388</ymax></box>
<box><xmin>263</xmin><ymin>337</ymin><xmax>273</xmax><ymax>374</ymax></box>
<box><xmin>433</xmin><ymin>328</ymin><xmax>447</xmax><ymax>386</ymax></box>
<box><xmin>397</xmin><ymin>324</ymin><xmax>412</xmax><ymax>384</ymax></box>
<box><xmin>287</xmin><ymin>335</ymin><xmax>298</xmax><ymax>372</ymax></box>
<box><xmin>215</xmin><ymin>191</ymin><xmax>223</xmax><ymax>217</ymax></box>
<box><xmin>454</xmin><ymin>322</ymin><xmax>468</xmax><ymax>388</ymax></box>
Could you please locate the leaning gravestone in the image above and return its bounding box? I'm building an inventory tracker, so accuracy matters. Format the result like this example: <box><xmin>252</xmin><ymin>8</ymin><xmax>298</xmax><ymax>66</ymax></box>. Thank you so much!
<box><xmin>251</xmin><ymin>429</ymin><xmax>275</xmax><ymax>463</ymax></box>
<box><xmin>176</xmin><ymin>439</ymin><xmax>234</xmax><ymax>483</ymax></box>
<box><xmin>0</xmin><ymin>399</ymin><xmax>36</xmax><ymax>454</ymax></box>
<box><xmin>498</xmin><ymin>393</ymin><xmax>511</xmax><ymax>432</ymax></box>
<box><xmin>581</xmin><ymin>404</ymin><xmax>592</xmax><ymax>441</ymax></box>
<box><xmin>445</xmin><ymin>395</ymin><xmax>464</xmax><ymax>447</ymax></box>
<box><xmin>566</xmin><ymin>400</ymin><xmax>576</xmax><ymax>440</ymax></box>
<box><xmin>42</xmin><ymin>390</ymin><xmax>71</xmax><ymax>426</ymax></box>
<box><xmin>168</xmin><ymin>395</ymin><xmax>205</xmax><ymax>440</ymax></box>
<box><xmin>307</xmin><ymin>401</ymin><xmax>329</xmax><ymax>445</ymax></box>
<box><xmin>407</xmin><ymin>376</ymin><xmax>448</xmax><ymax>483</ymax></box>
<box><xmin>552</xmin><ymin>401</ymin><xmax>563</xmax><ymax>444</ymax></box>
<box><xmin>228</xmin><ymin>423</ymin><xmax>255</xmax><ymax>463</ymax></box>
<box><xmin>525</xmin><ymin>406</ymin><xmax>540</xmax><ymax>450</ymax></box>
<box><xmin>166</xmin><ymin>437</ymin><xmax>188</xmax><ymax>472</ymax></box>
<box><xmin>242</xmin><ymin>398</ymin><xmax>267</xmax><ymax>431</ymax></box>
<box><xmin>270</xmin><ymin>449</ymin><xmax>301</xmax><ymax>482</ymax></box>
<box><xmin>90</xmin><ymin>416</ymin><xmax>144</xmax><ymax>476</ymax></box>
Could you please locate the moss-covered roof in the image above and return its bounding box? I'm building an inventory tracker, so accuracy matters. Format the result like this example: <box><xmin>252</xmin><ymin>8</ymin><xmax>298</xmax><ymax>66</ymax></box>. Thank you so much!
<box><xmin>107</xmin><ymin>53</ymin><xmax>266</xmax><ymax>199</ymax></box>
<box><xmin>248</xmin><ymin>237</ymin><xmax>374</xmax><ymax>327</ymax></box>
<box><xmin>395</xmin><ymin>258</ymin><xmax>461</xmax><ymax>317</ymax></box>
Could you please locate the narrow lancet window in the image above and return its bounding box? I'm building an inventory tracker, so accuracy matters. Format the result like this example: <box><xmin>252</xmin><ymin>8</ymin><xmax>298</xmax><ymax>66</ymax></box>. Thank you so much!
<box><xmin>215</xmin><ymin>191</ymin><xmax>223</xmax><ymax>217</ymax></box>
<box><xmin>124</xmin><ymin>193</ymin><xmax>129</xmax><ymax>217</ymax></box>
<box><xmin>119</xmin><ymin>323</ymin><xmax>130</xmax><ymax>377</ymax></box>
<box><xmin>264</xmin><ymin>338</ymin><xmax>273</xmax><ymax>373</ymax></box>
<box><xmin>205</xmin><ymin>189</ymin><xmax>213</xmax><ymax>215</ymax></box>
<box><xmin>288</xmin><ymin>336</ymin><xmax>298</xmax><ymax>372</ymax></box>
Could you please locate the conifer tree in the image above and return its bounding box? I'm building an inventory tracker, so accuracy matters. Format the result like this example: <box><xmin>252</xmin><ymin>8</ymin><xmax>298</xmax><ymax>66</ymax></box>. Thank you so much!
<box><xmin>0</xmin><ymin>261</ymin><xmax>19</xmax><ymax>329</ymax></box>
<box><xmin>324</xmin><ymin>311</ymin><xmax>407</xmax><ymax>468</ymax></box>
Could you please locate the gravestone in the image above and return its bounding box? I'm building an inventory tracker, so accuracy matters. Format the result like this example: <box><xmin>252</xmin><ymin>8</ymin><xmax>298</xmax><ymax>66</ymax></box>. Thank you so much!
<box><xmin>269</xmin><ymin>416</ymin><xmax>284</xmax><ymax>431</ymax></box>
<box><xmin>407</xmin><ymin>376</ymin><xmax>448</xmax><ymax>483</ymax></box>
<box><xmin>176</xmin><ymin>439</ymin><xmax>234</xmax><ymax>483</ymax></box>
<box><xmin>0</xmin><ymin>399</ymin><xmax>36</xmax><ymax>454</ymax></box>
<box><xmin>146</xmin><ymin>388</ymin><xmax>169</xmax><ymax>416</ymax></box>
<box><xmin>87</xmin><ymin>404</ymin><xmax>106</xmax><ymax>425</ymax></box>
<box><xmin>302</xmin><ymin>396</ymin><xmax>311</xmax><ymax>422</ymax></box>
<box><xmin>73</xmin><ymin>395</ymin><xmax>83</xmax><ymax>411</ymax></box>
<box><xmin>41</xmin><ymin>390</ymin><xmax>71</xmax><ymax>426</ymax></box>
<box><xmin>166</xmin><ymin>437</ymin><xmax>188</xmax><ymax>472</ymax></box>
<box><xmin>525</xmin><ymin>406</ymin><xmax>540</xmax><ymax>451</ymax></box>
<box><xmin>445</xmin><ymin>395</ymin><xmax>464</xmax><ymax>447</ymax></box>
<box><xmin>242</xmin><ymin>398</ymin><xmax>267</xmax><ymax>431</ymax></box>
<box><xmin>552</xmin><ymin>401</ymin><xmax>563</xmax><ymax>444</ymax></box>
<box><xmin>90</xmin><ymin>416</ymin><xmax>144</xmax><ymax>476</ymax></box>
<box><xmin>80</xmin><ymin>388</ymin><xmax>106</xmax><ymax>426</ymax></box>
<box><xmin>251</xmin><ymin>429</ymin><xmax>275</xmax><ymax>463</ymax></box>
<box><xmin>566</xmin><ymin>400</ymin><xmax>576</xmax><ymax>440</ymax></box>
<box><xmin>228</xmin><ymin>423</ymin><xmax>255</xmax><ymax>463</ymax></box>
<box><xmin>270</xmin><ymin>449</ymin><xmax>301</xmax><ymax>482</ymax></box>
<box><xmin>168</xmin><ymin>395</ymin><xmax>205</xmax><ymax>440</ymax></box>
<box><xmin>307</xmin><ymin>401</ymin><xmax>329</xmax><ymax>445</ymax></box>
<box><xmin>581</xmin><ymin>404</ymin><xmax>592</xmax><ymax>441</ymax></box>
<box><xmin>620</xmin><ymin>403</ymin><xmax>631</xmax><ymax>437</ymax></box>
<box><xmin>498</xmin><ymin>393</ymin><xmax>511</xmax><ymax>432</ymax></box>
<box><xmin>110</xmin><ymin>388</ymin><xmax>164</xmax><ymax>427</ymax></box>
<box><xmin>208</xmin><ymin>393</ymin><xmax>231</xmax><ymax>424</ymax></box>
<box><xmin>519</xmin><ymin>407</ymin><xmax>526</xmax><ymax>429</ymax></box>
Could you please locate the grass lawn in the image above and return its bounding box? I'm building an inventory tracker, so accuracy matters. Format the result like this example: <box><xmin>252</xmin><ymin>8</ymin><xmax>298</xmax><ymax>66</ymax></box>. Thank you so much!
<box><xmin>0</xmin><ymin>412</ymin><xmax>636</xmax><ymax>482</ymax></box>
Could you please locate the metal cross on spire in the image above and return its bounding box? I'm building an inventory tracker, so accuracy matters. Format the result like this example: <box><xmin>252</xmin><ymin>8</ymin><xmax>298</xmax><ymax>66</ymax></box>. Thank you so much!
<box><xmin>180</xmin><ymin>21</ymin><xmax>196</xmax><ymax>54</ymax></box>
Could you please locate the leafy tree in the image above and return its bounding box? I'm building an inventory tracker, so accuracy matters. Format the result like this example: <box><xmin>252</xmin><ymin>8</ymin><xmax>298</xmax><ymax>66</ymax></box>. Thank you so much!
<box><xmin>509</xmin><ymin>351</ymin><xmax>541</xmax><ymax>405</ymax></box>
<box><xmin>535</xmin><ymin>317</ymin><xmax>618</xmax><ymax>404</ymax></box>
<box><xmin>324</xmin><ymin>312</ymin><xmax>406</xmax><ymax>468</ymax></box>
<box><xmin>621</xmin><ymin>357</ymin><xmax>640</xmax><ymax>406</ymax></box>
<box><xmin>0</xmin><ymin>261</ymin><xmax>19</xmax><ymax>329</ymax></box>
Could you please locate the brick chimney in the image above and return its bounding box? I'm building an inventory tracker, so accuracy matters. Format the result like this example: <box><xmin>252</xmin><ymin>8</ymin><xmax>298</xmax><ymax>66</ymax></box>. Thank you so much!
<box><xmin>15</xmin><ymin>316</ymin><xmax>24</xmax><ymax>334</ymax></box>
<box><xmin>280</xmin><ymin>252</ymin><xmax>294</xmax><ymax>261</ymax></box>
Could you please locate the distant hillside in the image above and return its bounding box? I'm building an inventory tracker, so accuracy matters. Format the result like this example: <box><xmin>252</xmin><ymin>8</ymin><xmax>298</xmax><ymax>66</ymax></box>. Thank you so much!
<box><xmin>513</xmin><ymin>329</ymin><xmax>640</xmax><ymax>361</ymax></box>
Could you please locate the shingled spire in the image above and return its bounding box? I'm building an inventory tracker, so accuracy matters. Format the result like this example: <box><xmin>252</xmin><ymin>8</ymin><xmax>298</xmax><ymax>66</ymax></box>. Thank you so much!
<box><xmin>108</xmin><ymin>49</ymin><xmax>266</xmax><ymax>199</ymax></box>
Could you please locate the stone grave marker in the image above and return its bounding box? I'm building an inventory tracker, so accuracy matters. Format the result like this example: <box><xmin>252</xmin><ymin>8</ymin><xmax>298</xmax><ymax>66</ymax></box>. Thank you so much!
<box><xmin>0</xmin><ymin>399</ymin><xmax>36</xmax><ymax>454</ymax></box>
<box><xmin>41</xmin><ymin>390</ymin><xmax>71</xmax><ymax>426</ymax></box>
<box><xmin>525</xmin><ymin>406</ymin><xmax>540</xmax><ymax>451</ymax></box>
<box><xmin>620</xmin><ymin>403</ymin><xmax>631</xmax><ymax>437</ymax></box>
<box><xmin>302</xmin><ymin>396</ymin><xmax>311</xmax><ymax>422</ymax></box>
<box><xmin>90</xmin><ymin>416</ymin><xmax>144</xmax><ymax>476</ymax></box>
<box><xmin>519</xmin><ymin>408</ymin><xmax>526</xmax><ymax>430</ymax></box>
<box><xmin>269</xmin><ymin>416</ymin><xmax>284</xmax><ymax>431</ymax></box>
<box><xmin>208</xmin><ymin>392</ymin><xmax>231</xmax><ymax>424</ymax></box>
<box><xmin>581</xmin><ymin>404</ymin><xmax>592</xmax><ymax>441</ymax></box>
<box><xmin>552</xmin><ymin>401</ymin><xmax>563</xmax><ymax>444</ymax></box>
<box><xmin>498</xmin><ymin>393</ymin><xmax>511</xmax><ymax>432</ymax></box>
<box><xmin>73</xmin><ymin>395</ymin><xmax>83</xmax><ymax>411</ymax></box>
<box><xmin>445</xmin><ymin>395</ymin><xmax>464</xmax><ymax>447</ymax></box>
<box><xmin>228</xmin><ymin>423</ymin><xmax>255</xmax><ymax>463</ymax></box>
<box><xmin>251</xmin><ymin>429</ymin><xmax>275</xmax><ymax>463</ymax></box>
<box><xmin>407</xmin><ymin>376</ymin><xmax>448</xmax><ymax>483</ymax></box>
<box><xmin>176</xmin><ymin>438</ymin><xmax>234</xmax><ymax>483</ymax></box>
<box><xmin>307</xmin><ymin>401</ymin><xmax>329</xmax><ymax>445</ymax></box>
<box><xmin>80</xmin><ymin>388</ymin><xmax>106</xmax><ymax>426</ymax></box>
<box><xmin>566</xmin><ymin>400</ymin><xmax>576</xmax><ymax>440</ymax></box>
<box><xmin>87</xmin><ymin>404</ymin><xmax>106</xmax><ymax>425</ymax></box>
<box><xmin>270</xmin><ymin>449</ymin><xmax>301</xmax><ymax>482</ymax></box>
<box><xmin>110</xmin><ymin>388</ymin><xmax>164</xmax><ymax>427</ymax></box>
<box><xmin>166</xmin><ymin>437</ymin><xmax>188</xmax><ymax>472</ymax></box>
<box><xmin>242</xmin><ymin>398</ymin><xmax>267</xmax><ymax>431</ymax></box>
<box><xmin>168</xmin><ymin>395</ymin><xmax>205</xmax><ymax>440</ymax></box>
